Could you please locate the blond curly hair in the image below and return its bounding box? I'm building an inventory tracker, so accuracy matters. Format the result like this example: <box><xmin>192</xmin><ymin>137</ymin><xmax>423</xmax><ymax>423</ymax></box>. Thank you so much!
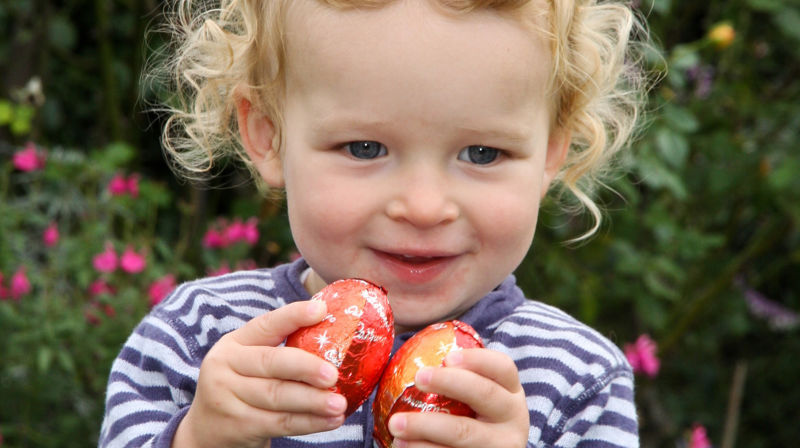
<box><xmin>154</xmin><ymin>0</ymin><xmax>651</xmax><ymax>239</ymax></box>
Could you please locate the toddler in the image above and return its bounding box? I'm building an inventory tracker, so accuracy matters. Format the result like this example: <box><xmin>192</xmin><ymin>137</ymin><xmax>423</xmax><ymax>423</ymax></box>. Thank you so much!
<box><xmin>100</xmin><ymin>0</ymin><xmax>649</xmax><ymax>447</ymax></box>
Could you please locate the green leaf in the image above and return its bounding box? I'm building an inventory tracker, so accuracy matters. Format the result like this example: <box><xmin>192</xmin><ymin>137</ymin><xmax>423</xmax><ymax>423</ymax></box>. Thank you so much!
<box><xmin>773</xmin><ymin>8</ymin><xmax>800</xmax><ymax>43</ymax></box>
<box><xmin>663</xmin><ymin>104</ymin><xmax>699</xmax><ymax>133</ymax></box>
<box><xmin>48</xmin><ymin>14</ymin><xmax>77</xmax><ymax>51</ymax></box>
<box><xmin>670</xmin><ymin>44</ymin><xmax>700</xmax><ymax>71</ymax></box>
<box><xmin>10</xmin><ymin>116</ymin><xmax>32</xmax><ymax>136</ymax></box>
<box><xmin>768</xmin><ymin>157</ymin><xmax>800</xmax><ymax>190</ymax></box>
<box><xmin>38</xmin><ymin>346</ymin><xmax>53</xmax><ymax>373</ymax></box>
<box><xmin>93</xmin><ymin>141</ymin><xmax>137</xmax><ymax>170</ymax></box>
<box><xmin>0</xmin><ymin>99</ymin><xmax>13</xmax><ymax>125</ymax></box>
<box><xmin>747</xmin><ymin>0</ymin><xmax>783</xmax><ymax>11</ymax></box>
<box><xmin>57</xmin><ymin>350</ymin><xmax>76</xmax><ymax>373</ymax></box>
<box><xmin>636</xmin><ymin>154</ymin><xmax>688</xmax><ymax>199</ymax></box>
<box><xmin>655</xmin><ymin>127</ymin><xmax>689</xmax><ymax>169</ymax></box>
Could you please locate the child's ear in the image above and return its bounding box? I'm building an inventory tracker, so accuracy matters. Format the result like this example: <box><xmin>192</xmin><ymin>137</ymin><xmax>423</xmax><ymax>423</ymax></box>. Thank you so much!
<box><xmin>541</xmin><ymin>127</ymin><xmax>571</xmax><ymax>197</ymax></box>
<box><xmin>236</xmin><ymin>95</ymin><xmax>284</xmax><ymax>188</ymax></box>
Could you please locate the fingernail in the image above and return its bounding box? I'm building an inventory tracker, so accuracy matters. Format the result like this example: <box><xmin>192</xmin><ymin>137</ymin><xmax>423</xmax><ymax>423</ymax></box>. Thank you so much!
<box><xmin>392</xmin><ymin>438</ymin><xmax>408</xmax><ymax>448</ymax></box>
<box><xmin>320</xmin><ymin>363</ymin><xmax>338</xmax><ymax>382</ymax></box>
<box><xmin>445</xmin><ymin>350</ymin><xmax>463</xmax><ymax>367</ymax></box>
<box><xmin>327</xmin><ymin>394</ymin><xmax>347</xmax><ymax>413</ymax></box>
<box><xmin>415</xmin><ymin>367</ymin><xmax>432</xmax><ymax>386</ymax></box>
<box><xmin>389</xmin><ymin>414</ymin><xmax>406</xmax><ymax>435</ymax></box>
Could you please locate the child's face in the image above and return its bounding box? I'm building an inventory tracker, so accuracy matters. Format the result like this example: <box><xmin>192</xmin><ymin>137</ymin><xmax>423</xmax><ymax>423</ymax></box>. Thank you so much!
<box><xmin>245</xmin><ymin>0</ymin><xmax>568</xmax><ymax>332</ymax></box>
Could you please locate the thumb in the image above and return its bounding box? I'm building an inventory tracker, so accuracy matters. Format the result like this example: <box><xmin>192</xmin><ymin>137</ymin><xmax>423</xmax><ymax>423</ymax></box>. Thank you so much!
<box><xmin>232</xmin><ymin>300</ymin><xmax>327</xmax><ymax>346</ymax></box>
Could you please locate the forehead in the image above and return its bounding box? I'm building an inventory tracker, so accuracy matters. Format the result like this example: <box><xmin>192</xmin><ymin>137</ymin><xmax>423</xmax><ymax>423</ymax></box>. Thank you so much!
<box><xmin>283</xmin><ymin>0</ymin><xmax>553</xmax><ymax>100</ymax></box>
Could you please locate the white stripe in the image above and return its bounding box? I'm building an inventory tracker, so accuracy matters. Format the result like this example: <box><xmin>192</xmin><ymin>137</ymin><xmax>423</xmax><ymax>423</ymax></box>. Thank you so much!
<box><xmin>581</xmin><ymin>424</ymin><xmax>638</xmax><ymax>445</ymax></box>
<box><xmin>495</xmin><ymin>342</ymin><xmax>608</xmax><ymax>380</ymax></box>
<box><xmin>127</xmin><ymin>332</ymin><xmax>197</xmax><ymax>377</ymax></box>
<box><xmin>196</xmin><ymin>314</ymin><xmax>248</xmax><ymax>347</ymax></box>
<box><xmin>105</xmin><ymin>397</ymin><xmax>178</xmax><ymax>422</ymax></box>
<box><xmin>286</xmin><ymin>424</ymin><xmax>363</xmax><ymax>442</ymax></box>
<box><xmin>104</xmin><ymin>421</ymin><xmax>161</xmax><ymax>448</ymax></box>
<box><xmin>606</xmin><ymin>393</ymin><xmax>636</xmax><ymax>417</ymax></box>
<box><xmin>146</xmin><ymin>317</ymin><xmax>192</xmax><ymax>357</ymax></box>
<box><xmin>519</xmin><ymin>367</ymin><xmax>573</xmax><ymax>391</ymax></box>
<box><xmin>493</xmin><ymin>321</ymin><xmax>620</xmax><ymax>366</ymax></box>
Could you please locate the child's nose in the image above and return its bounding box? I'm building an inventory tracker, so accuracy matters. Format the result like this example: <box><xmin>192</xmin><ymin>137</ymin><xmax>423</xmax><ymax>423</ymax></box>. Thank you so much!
<box><xmin>384</xmin><ymin>173</ymin><xmax>459</xmax><ymax>228</ymax></box>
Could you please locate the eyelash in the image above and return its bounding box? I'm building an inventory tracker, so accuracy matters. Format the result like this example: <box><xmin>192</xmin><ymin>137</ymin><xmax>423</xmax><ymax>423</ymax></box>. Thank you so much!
<box><xmin>341</xmin><ymin>141</ymin><xmax>505</xmax><ymax>166</ymax></box>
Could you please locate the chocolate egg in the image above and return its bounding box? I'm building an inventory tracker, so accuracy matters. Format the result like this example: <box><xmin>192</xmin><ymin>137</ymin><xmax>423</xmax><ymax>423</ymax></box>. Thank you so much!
<box><xmin>373</xmin><ymin>320</ymin><xmax>484</xmax><ymax>448</ymax></box>
<box><xmin>286</xmin><ymin>278</ymin><xmax>394</xmax><ymax>416</ymax></box>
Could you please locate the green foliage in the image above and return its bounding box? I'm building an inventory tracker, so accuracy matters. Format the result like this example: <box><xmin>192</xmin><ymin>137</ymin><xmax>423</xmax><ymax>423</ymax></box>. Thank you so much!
<box><xmin>519</xmin><ymin>0</ymin><xmax>800</xmax><ymax>446</ymax></box>
<box><xmin>0</xmin><ymin>140</ymin><xmax>295</xmax><ymax>446</ymax></box>
<box><xmin>1</xmin><ymin>0</ymin><xmax>799</xmax><ymax>446</ymax></box>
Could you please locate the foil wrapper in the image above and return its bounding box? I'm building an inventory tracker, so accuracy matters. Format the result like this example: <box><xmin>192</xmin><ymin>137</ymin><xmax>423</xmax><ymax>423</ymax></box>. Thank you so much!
<box><xmin>373</xmin><ymin>320</ymin><xmax>484</xmax><ymax>448</ymax></box>
<box><xmin>286</xmin><ymin>278</ymin><xmax>394</xmax><ymax>416</ymax></box>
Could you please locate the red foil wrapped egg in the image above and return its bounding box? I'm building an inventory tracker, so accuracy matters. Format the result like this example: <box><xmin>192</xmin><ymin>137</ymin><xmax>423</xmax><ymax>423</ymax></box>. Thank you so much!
<box><xmin>373</xmin><ymin>320</ymin><xmax>484</xmax><ymax>448</ymax></box>
<box><xmin>286</xmin><ymin>278</ymin><xmax>394</xmax><ymax>416</ymax></box>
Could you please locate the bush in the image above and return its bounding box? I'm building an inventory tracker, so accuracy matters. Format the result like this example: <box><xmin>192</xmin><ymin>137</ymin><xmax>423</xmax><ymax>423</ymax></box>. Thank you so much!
<box><xmin>0</xmin><ymin>137</ymin><xmax>295</xmax><ymax>446</ymax></box>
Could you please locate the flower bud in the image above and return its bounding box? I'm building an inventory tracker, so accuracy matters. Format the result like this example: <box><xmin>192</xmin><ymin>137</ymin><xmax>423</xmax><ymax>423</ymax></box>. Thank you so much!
<box><xmin>708</xmin><ymin>22</ymin><xmax>735</xmax><ymax>49</ymax></box>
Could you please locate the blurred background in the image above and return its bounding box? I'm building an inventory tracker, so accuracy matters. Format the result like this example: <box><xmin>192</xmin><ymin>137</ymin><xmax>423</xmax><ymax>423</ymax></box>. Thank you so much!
<box><xmin>1</xmin><ymin>0</ymin><xmax>798</xmax><ymax>446</ymax></box>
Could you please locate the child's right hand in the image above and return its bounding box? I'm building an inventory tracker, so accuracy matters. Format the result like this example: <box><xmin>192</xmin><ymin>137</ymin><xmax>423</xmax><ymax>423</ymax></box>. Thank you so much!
<box><xmin>172</xmin><ymin>300</ymin><xmax>347</xmax><ymax>448</ymax></box>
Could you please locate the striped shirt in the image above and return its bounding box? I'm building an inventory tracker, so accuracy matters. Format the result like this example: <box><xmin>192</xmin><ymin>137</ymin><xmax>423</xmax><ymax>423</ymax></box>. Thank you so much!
<box><xmin>99</xmin><ymin>258</ymin><xmax>638</xmax><ymax>447</ymax></box>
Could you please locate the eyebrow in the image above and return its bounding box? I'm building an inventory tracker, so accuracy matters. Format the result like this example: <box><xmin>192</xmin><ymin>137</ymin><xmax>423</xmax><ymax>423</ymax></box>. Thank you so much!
<box><xmin>313</xmin><ymin>114</ymin><xmax>532</xmax><ymax>144</ymax></box>
<box><xmin>454</xmin><ymin>124</ymin><xmax>531</xmax><ymax>144</ymax></box>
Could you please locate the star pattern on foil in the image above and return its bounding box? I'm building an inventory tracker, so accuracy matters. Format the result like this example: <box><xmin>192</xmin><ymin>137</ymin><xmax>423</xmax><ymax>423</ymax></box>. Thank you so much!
<box><xmin>314</xmin><ymin>331</ymin><xmax>330</xmax><ymax>350</ymax></box>
<box><xmin>436</xmin><ymin>341</ymin><xmax>458</xmax><ymax>357</ymax></box>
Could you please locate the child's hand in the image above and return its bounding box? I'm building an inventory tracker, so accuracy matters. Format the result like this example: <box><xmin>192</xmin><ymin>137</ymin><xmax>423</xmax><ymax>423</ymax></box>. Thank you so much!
<box><xmin>172</xmin><ymin>301</ymin><xmax>347</xmax><ymax>448</ymax></box>
<box><xmin>387</xmin><ymin>348</ymin><xmax>529</xmax><ymax>448</ymax></box>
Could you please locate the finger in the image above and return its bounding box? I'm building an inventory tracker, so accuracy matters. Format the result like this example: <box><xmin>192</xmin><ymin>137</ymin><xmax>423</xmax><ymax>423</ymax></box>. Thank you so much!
<box><xmin>232</xmin><ymin>300</ymin><xmax>327</xmax><ymax>346</ymax></box>
<box><xmin>231</xmin><ymin>345</ymin><xmax>339</xmax><ymax>389</ymax></box>
<box><xmin>257</xmin><ymin>410</ymin><xmax>346</xmax><ymax>438</ymax></box>
<box><xmin>233</xmin><ymin>376</ymin><xmax>347</xmax><ymax>417</ymax></box>
<box><xmin>444</xmin><ymin>348</ymin><xmax>523</xmax><ymax>394</ymax></box>
<box><xmin>414</xmin><ymin>366</ymin><xmax>513</xmax><ymax>422</ymax></box>
<box><xmin>389</xmin><ymin>412</ymin><xmax>494</xmax><ymax>448</ymax></box>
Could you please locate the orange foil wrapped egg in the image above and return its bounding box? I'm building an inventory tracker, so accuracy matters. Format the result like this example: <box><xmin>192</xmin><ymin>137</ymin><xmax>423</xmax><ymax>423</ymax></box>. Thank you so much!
<box><xmin>286</xmin><ymin>278</ymin><xmax>394</xmax><ymax>416</ymax></box>
<box><xmin>373</xmin><ymin>320</ymin><xmax>484</xmax><ymax>448</ymax></box>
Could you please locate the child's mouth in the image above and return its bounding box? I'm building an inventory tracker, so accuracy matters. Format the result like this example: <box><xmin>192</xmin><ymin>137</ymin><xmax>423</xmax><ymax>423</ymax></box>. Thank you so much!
<box><xmin>373</xmin><ymin>250</ymin><xmax>457</xmax><ymax>283</ymax></box>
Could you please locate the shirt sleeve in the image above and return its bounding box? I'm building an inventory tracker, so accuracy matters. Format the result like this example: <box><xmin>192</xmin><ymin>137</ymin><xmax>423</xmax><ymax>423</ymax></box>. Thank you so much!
<box><xmin>541</xmin><ymin>369</ymin><xmax>639</xmax><ymax>448</ymax></box>
<box><xmin>98</xmin><ymin>311</ymin><xmax>199</xmax><ymax>448</ymax></box>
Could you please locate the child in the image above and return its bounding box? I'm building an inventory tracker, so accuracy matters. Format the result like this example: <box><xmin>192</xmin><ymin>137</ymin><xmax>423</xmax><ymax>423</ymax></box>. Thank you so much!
<box><xmin>100</xmin><ymin>0</ymin><xmax>649</xmax><ymax>447</ymax></box>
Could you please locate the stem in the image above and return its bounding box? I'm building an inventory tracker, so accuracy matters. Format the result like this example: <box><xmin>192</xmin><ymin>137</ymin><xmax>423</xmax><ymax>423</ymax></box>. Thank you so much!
<box><xmin>721</xmin><ymin>360</ymin><xmax>748</xmax><ymax>448</ymax></box>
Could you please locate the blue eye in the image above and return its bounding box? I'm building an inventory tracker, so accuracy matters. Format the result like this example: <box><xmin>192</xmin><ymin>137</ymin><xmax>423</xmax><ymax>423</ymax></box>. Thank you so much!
<box><xmin>458</xmin><ymin>145</ymin><xmax>500</xmax><ymax>165</ymax></box>
<box><xmin>345</xmin><ymin>141</ymin><xmax>387</xmax><ymax>159</ymax></box>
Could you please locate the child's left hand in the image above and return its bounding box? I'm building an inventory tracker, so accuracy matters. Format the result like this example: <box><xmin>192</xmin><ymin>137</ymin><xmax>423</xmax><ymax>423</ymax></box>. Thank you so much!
<box><xmin>387</xmin><ymin>348</ymin><xmax>529</xmax><ymax>448</ymax></box>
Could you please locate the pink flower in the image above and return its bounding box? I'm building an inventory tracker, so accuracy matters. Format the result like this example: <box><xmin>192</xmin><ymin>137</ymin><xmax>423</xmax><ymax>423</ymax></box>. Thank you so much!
<box><xmin>202</xmin><ymin>228</ymin><xmax>228</xmax><ymax>249</ymax></box>
<box><xmin>108</xmin><ymin>173</ymin><xmax>141</xmax><ymax>197</ymax></box>
<box><xmin>108</xmin><ymin>174</ymin><xmax>129</xmax><ymax>196</ymax></box>
<box><xmin>88</xmin><ymin>279</ymin><xmax>115</xmax><ymax>298</ymax></box>
<box><xmin>10</xmin><ymin>267</ymin><xmax>31</xmax><ymax>300</ymax></box>
<box><xmin>224</xmin><ymin>219</ymin><xmax>247</xmax><ymax>243</ymax></box>
<box><xmin>242</xmin><ymin>218</ymin><xmax>259</xmax><ymax>245</ymax></box>
<box><xmin>624</xmin><ymin>334</ymin><xmax>660</xmax><ymax>378</ymax></box>
<box><xmin>12</xmin><ymin>142</ymin><xmax>46</xmax><ymax>172</ymax></box>
<box><xmin>689</xmin><ymin>424</ymin><xmax>712</xmax><ymax>448</ymax></box>
<box><xmin>93</xmin><ymin>244</ymin><xmax>118</xmax><ymax>273</ymax></box>
<box><xmin>126</xmin><ymin>174</ymin><xmax>140</xmax><ymax>197</ymax></box>
<box><xmin>120</xmin><ymin>247</ymin><xmax>146</xmax><ymax>274</ymax></box>
<box><xmin>42</xmin><ymin>222</ymin><xmax>59</xmax><ymax>247</ymax></box>
<box><xmin>148</xmin><ymin>274</ymin><xmax>176</xmax><ymax>307</ymax></box>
